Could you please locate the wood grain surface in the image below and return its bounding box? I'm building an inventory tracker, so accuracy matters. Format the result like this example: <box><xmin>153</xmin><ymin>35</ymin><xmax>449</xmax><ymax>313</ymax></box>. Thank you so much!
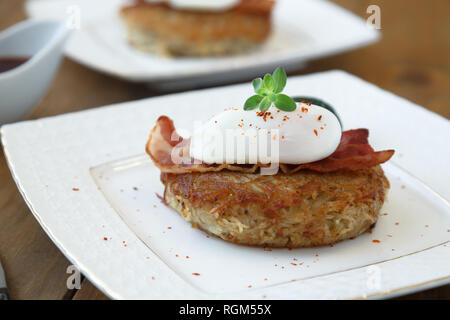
<box><xmin>0</xmin><ymin>0</ymin><xmax>448</xmax><ymax>300</ymax></box>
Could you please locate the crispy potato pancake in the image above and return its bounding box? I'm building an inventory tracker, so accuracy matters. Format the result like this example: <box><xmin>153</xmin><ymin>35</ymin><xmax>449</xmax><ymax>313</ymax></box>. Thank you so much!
<box><xmin>162</xmin><ymin>165</ymin><xmax>389</xmax><ymax>247</ymax></box>
<box><xmin>120</xmin><ymin>0</ymin><xmax>274</xmax><ymax>56</ymax></box>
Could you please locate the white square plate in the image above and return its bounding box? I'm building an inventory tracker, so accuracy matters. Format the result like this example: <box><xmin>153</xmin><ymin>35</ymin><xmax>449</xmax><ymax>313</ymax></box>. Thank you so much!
<box><xmin>25</xmin><ymin>0</ymin><xmax>379</xmax><ymax>86</ymax></box>
<box><xmin>91</xmin><ymin>156</ymin><xmax>449</xmax><ymax>294</ymax></box>
<box><xmin>2</xmin><ymin>70</ymin><xmax>449</xmax><ymax>299</ymax></box>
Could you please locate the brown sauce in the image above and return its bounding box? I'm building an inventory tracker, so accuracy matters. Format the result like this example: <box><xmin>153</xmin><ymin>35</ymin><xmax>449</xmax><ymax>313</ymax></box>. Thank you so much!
<box><xmin>0</xmin><ymin>56</ymin><xmax>30</xmax><ymax>73</ymax></box>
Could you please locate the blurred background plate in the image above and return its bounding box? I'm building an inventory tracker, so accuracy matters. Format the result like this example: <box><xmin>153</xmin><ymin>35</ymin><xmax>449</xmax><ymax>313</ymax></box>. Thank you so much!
<box><xmin>25</xmin><ymin>0</ymin><xmax>379</xmax><ymax>88</ymax></box>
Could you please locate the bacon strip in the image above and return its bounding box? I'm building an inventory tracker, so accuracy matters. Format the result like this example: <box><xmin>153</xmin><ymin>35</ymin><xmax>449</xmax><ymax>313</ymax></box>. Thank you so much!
<box><xmin>146</xmin><ymin>116</ymin><xmax>394</xmax><ymax>174</ymax></box>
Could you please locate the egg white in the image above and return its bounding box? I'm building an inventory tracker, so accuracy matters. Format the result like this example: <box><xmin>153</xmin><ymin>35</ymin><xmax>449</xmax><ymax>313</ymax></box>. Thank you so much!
<box><xmin>190</xmin><ymin>103</ymin><xmax>342</xmax><ymax>164</ymax></box>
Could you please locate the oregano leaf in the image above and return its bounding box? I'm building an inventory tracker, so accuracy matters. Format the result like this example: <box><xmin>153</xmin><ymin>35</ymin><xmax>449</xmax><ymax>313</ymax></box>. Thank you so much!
<box><xmin>244</xmin><ymin>95</ymin><xmax>264</xmax><ymax>110</ymax></box>
<box><xmin>252</xmin><ymin>78</ymin><xmax>263</xmax><ymax>93</ymax></box>
<box><xmin>259</xmin><ymin>97</ymin><xmax>272</xmax><ymax>111</ymax></box>
<box><xmin>263</xmin><ymin>74</ymin><xmax>274</xmax><ymax>91</ymax></box>
<box><xmin>272</xmin><ymin>67</ymin><xmax>287</xmax><ymax>93</ymax></box>
<box><xmin>274</xmin><ymin>94</ymin><xmax>297</xmax><ymax>111</ymax></box>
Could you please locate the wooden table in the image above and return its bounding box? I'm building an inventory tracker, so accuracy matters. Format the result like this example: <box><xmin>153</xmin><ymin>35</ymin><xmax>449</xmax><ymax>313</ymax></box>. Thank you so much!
<box><xmin>0</xmin><ymin>0</ymin><xmax>448</xmax><ymax>300</ymax></box>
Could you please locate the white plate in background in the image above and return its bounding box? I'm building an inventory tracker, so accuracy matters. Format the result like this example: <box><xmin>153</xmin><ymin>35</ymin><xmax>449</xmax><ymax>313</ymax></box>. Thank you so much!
<box><xmin>2</xmin><ymin>71</ymin><xmax>449</xmax><ymax>299</ymax></box>
<box><xmin>25</xmin><ymin>0</ymin><xmax>380</xmax><ymax>87</ymax></box>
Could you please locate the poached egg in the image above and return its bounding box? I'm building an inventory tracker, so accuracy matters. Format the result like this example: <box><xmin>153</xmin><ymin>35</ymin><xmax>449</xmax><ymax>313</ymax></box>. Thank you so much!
<box><xmin>190</xmin><ymin>103</ymin><xmax>342</xmax><ymax>165</ymax></box>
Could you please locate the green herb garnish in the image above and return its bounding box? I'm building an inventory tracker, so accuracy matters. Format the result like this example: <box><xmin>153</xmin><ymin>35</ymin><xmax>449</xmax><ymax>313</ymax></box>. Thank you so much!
<box><xmin>244</xmin><ymin>67</ymin><xmax>296</xmax><ymax>112</ymax></box>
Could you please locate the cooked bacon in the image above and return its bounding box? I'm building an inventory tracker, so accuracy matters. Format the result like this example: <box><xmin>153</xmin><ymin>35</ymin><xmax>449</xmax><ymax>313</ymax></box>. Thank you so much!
<box><xmin>146</xmin><ymin>116</ymin><xmax>394</xmax><ymax>174</ymax></box>
<box><xmin>280</xmin><ymin>129</ymin><xmax>395</xmax><ymax>173</ymax></box>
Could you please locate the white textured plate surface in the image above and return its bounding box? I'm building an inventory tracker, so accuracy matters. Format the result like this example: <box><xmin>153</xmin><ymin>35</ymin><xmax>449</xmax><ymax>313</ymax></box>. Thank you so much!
<box><xmin>91</xmin><ymin>156</ymin><xmax>449</xmax><ymax>294</ymax></box>
<box><xmin>25</xmin><ymin>0</ymin><xmax>379</xmax><ymax>84</ymax></box>
<box><xmin>2</xmin><ymin>70</ymin><xmax>450</xmax><ymax>299</ymax></box>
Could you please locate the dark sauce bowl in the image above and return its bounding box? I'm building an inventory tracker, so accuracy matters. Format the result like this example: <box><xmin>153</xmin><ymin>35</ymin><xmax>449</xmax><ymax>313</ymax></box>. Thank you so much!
<box><xmin>292</xmin><ymin>96</ymin><xmax>343</xmax><ymax>129</ymax></box>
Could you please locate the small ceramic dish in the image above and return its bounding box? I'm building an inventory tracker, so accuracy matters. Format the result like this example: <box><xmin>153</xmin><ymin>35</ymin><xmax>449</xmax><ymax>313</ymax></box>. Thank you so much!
<box><xmin>0</xmin><ymin>19</ymin><xmax>70</xmax><ymax>124</ymax></box>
